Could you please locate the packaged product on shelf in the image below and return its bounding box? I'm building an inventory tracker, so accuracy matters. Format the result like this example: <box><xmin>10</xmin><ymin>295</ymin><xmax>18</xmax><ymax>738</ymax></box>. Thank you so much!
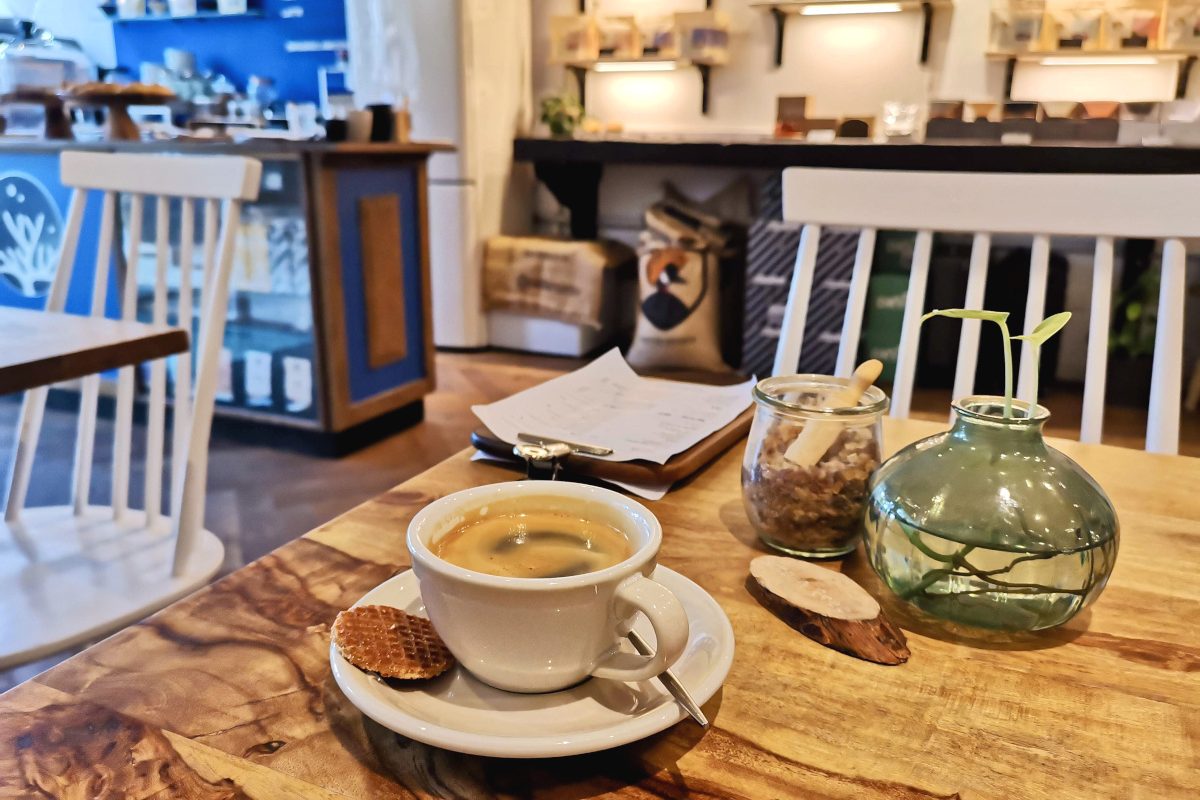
<box><xmin>244</xmin><ymin>349</ymin><xmax>273</xmax><ymax>408</ymax></box>
<box><xmin>677</xmin><ymin>10</ymin><xmax>731</xmax><ymax>65</ymax></box>
<box><xmin>992</xmin><ymin>0</ymin><xmax>1047</xmax><ymax>51</ymax></box>
<box><xmin>233</xmin><ymin>208</ymin><xmax>271</xmax><ymax>292</ymax></box>
<box><xmin>1109</xmin><ymin>0</ymin><xmax>1161</xmax><ymax>48</ymax></box>
<box><xmin>641</xmin><ymin>16</ymin><xmax>679</xmax><ymax>59</ymax></box>
<box><xmin>216</xmin><ymin>348</ymin><xmax>234</xmax><ymax>403</ymax></box>
<box><xmin>1050</xmin><ymin>2</ymin><xmax>1107</xmax><ymax>50</ymax></box>
<box><xmin>282</xmin><ymin>354</ymin><xmax>314</xmax><ymax>415</ymax></box>
<box><xmin>597</xmin><ymin>16</ymin><xmax>640</xmax><ymax>59</ymax></box>
<box><xmin>549</xmin><ymin>15</ymin><xmax>600</xmax><ymax>64</ymax></box>
<box><xmin>1167</xmin><ymin>1</ymin><xmax>1200</xmax><ymax>48</ymax></box>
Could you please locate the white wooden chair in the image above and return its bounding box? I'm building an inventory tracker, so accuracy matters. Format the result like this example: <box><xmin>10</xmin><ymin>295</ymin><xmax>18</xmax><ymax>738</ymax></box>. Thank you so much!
<box><xmin>0</xmin><ymin>151</ymin><xmax>262</xmax><ymax>667</ymax></box>
<box><xmin>775</xmin><ymin>167</ymin><xmax>1196</xmax><ymax>455</ymax></box>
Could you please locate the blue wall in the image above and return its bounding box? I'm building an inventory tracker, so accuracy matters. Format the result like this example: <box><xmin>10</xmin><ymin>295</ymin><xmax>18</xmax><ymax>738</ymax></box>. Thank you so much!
<box><xmin>112</xmin><ymin>0</ymin><xmax>346</xmax><ymax>104</ymax></box>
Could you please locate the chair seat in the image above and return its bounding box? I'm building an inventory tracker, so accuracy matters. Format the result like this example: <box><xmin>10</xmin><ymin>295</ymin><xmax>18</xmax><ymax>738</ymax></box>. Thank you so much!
<box><xmin>0</xmin><ymin>505</ymin><xmax>224</xmax><ymax>668</ymax></box>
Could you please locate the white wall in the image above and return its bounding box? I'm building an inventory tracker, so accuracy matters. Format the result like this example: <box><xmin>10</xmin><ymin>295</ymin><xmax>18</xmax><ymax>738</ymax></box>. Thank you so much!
<box><xmin>532</xmin><ymin>0</ymin><xmax>1189</xmax><ymax>135</ymax></box>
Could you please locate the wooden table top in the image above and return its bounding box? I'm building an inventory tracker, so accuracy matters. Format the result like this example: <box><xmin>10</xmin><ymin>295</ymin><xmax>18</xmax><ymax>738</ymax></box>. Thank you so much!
<box><xmin>1</xmin><ymin>417</ymin><xmax>1197</xmax><ymax>798</ymax></box>
<box><xmin>0</xmin><ymin>307</ymin><xmax>188</xmax><ymax>395</ymax></box>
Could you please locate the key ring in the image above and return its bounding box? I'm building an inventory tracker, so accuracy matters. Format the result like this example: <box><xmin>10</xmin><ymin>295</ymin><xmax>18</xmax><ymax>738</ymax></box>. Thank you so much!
<box><xmin>513</xmin><ymin>441</ymin><xmax>571</xmax><ymax>480</ymax></box>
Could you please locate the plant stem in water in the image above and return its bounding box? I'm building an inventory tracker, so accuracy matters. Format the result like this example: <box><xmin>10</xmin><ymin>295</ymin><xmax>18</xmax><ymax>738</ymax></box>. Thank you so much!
<box><xmin>1002</xmin><ymin>324</ymin><xmax>1013</xmax><ymax>419</ymax></box>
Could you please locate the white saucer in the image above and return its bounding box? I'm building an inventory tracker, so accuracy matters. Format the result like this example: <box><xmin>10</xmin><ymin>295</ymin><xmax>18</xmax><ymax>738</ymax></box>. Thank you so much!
<box><xmin>330</xmin><ymin>565</ymin><xmax>734</xmax><ymax>759</ymax></box>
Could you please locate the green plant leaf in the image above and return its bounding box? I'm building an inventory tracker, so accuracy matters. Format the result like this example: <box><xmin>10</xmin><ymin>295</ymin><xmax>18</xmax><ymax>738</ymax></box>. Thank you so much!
<box><xmin>921</xmin><ymin>308</ymin><xmax>1014</xmax><ymax>417</ymax></box>
<box><xmin>1012</xmin><ymin>311</ymin><xmax>1072</xmax><ymax>345</ymax></box>
<box><xmin>921</xmin><ymin>309</ymin><xmax>1010</xmax><ymax>325</ymax></box>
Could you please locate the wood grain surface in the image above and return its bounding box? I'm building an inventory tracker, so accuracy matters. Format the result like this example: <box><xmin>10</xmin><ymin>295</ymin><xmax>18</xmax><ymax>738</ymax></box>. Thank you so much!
<box><xmin>0</xmin><ymin>307</ymin><xmax>187</xmax><ymax>395</ymax></box>
<box><xmin>1</xmin><ymin>417</ymin><xmax>1198</xmax><ymax>798</ymax></box>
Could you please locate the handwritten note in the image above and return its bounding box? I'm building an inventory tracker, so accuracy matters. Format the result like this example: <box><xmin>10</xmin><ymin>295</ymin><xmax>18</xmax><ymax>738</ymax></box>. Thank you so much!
<box><xmin>472</xmin><ymin>349</ymin><xmax>755</xmax><ymax>465</ymax></box>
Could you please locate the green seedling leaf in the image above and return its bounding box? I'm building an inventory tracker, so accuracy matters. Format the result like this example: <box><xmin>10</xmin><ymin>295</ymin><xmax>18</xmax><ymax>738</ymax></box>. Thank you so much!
<box><xmin>1012</xmin><ymin>311</ymin><xmax>1072</xmax><ymax>346</ymax></box>
<box><xmin>921</xmin><ymin>309</ymin><xmax>1010</xmax><ymax>325</ymax></box>
<box><xmin>920</xmin><ymin>308</ymin><xmax>1014</xmax><ymax>418</ymax></box>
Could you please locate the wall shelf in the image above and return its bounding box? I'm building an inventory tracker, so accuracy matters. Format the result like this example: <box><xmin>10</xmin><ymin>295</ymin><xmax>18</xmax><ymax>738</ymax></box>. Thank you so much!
<box><xmin>567</xmin><ymin>58</ymin><xmax>721</xmax><ymax>115</ymax></box>
<box><xmin>753</xmin><ymin>0</ymin><xmax>951</xmax><ymax>67</ymax></box>
<box><xmin>989</xmin><ymin>50</ymin><xmax>1199</xmax><ymax>101</ymax></box>
<box><xmin>987</xmin><ymin>49</ymin><xmax>1194</xmax><ymax>61</ymax></box>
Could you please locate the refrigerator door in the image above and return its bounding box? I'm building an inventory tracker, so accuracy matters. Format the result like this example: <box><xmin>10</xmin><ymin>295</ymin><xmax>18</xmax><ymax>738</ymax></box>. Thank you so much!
<box><xmin>410</xmin><ymin>0</ymin><xmax>532</xmax><ymax>347</ymax></box>
<box><xmin>407</xmin><ymin>0</ymin><xmax>466</xmax><ymax>182</ymax></box>
<box><xmin>428</xmin><ymin>182</ymin><xmax>488</xmax><ymax>348</ymax></box>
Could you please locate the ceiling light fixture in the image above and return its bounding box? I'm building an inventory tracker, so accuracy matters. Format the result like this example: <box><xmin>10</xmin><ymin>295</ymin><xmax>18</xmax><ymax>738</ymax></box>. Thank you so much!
<box><xmin>592</xmin><ymin>60</ymin><xmax>679</xmax><ymax>72</ymax></box>
<box><xmin>800</xmin><ymin>2</ymin><xmax>904</xmax><ymax>16</ymax></box>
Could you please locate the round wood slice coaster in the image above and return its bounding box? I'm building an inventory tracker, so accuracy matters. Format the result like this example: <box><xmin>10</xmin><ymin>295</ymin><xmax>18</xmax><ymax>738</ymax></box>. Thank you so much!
<box><xmin>747</xmin><ymin>556</ymin><xmax>910</xmax><ymax>666</ymax></box>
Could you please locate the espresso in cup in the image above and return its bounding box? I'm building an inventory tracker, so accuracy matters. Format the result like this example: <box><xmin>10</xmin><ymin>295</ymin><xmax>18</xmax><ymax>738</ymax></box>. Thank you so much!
<box><xmin>433</xmin><ymin>511</ymin><xmax>631</xmax><ymax>578</ymax></box>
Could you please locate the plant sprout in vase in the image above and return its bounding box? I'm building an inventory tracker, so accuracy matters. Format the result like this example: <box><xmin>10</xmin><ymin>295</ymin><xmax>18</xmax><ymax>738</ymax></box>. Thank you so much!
<box><xmin>863</xmin><ymin>309</ymin><xmax>1119</xmax><ymax>632</ymax></box>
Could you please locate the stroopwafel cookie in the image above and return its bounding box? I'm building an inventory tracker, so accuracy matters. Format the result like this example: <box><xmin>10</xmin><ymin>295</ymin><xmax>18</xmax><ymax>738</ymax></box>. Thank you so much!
<box><xmin>332</xmin><ymin>604</ymin><xmax>455</xmax><ymax>680</ymax></box>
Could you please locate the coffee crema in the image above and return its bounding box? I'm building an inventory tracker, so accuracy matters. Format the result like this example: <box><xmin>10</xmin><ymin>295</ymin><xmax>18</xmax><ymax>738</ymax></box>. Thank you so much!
<box><xmin>433</xmin><ymin>511</ymin><xmax>632</xmax><ymax>578</ymax></box>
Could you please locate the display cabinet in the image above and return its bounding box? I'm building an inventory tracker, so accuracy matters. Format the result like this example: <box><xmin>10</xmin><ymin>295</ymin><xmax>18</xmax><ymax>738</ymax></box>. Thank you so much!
<box><xmin>0</xmin><ymin>140</ymin><xmax>448</xmax><ymax>453</ymax></box>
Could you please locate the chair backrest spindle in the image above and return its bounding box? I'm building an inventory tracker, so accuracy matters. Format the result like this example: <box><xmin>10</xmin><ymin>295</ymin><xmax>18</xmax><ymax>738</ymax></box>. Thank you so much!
<box><xmin>143</xmin><ymin>195</ymin><xmax>172</xmax><ymax>527</ymax></box>
<box><xmin>889</xmin><ymin>229</ymin><xmax>933</xmax><ymax>419</ymax></box>
<box><xmin>950</xmin><ymin>232</ymin><xmax>993</xmax><ymax>408</ymax></box>
<box><xmin>111</xmin><ymin>192</ymin><xmax>144</xmax><ymax>522</ymax></box>
<box><xmin>1147</xmin><ymin>238</ymin><xmax>1187</xmax><ymax>453</ymax></box>
<box><xmin>1016</xmin><ymin>234</ymin><xmax>1052</xmax><ymax>407</ymax></box>
<box><xmin>1080</xmin><ymin>236</ymin><xmax>1115</xmax><ymax>444</ymax></box>
<box><xmin>172</xmin><ymin>196</ymin><xmax>245</xmax><ymax>574</ymax></box>
<box><xmin>772</xmin><ymin>223</ymin><xmax>822</xmax><ymax>377</ymax></box>
<box><xmin>171</xmin><ymin>198</ymin><xmax>196</xmax><ymax>507</ymax></box>
<box><xmin>69</xmin><ymin>191</ymin><xmax>116</xmax><ymax>515</ymax></box>
<box><xmin>834</xmin><ymin>227</ymin><xmax>876</xmax><ymax>378</ymax></box>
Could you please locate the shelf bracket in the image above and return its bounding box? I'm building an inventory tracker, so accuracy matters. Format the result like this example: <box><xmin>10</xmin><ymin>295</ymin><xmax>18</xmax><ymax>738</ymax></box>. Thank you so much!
<box><xmin>1003</xmin><ymin>56</ymin><xmax>1017</xmax><ymax>101</ymax></box>
<box><xmin>568</xmin><ymin>65</ymin><xmax>588</xmax><ymax>110</ymax></box>
<box><xmin>770</xmin><ymin>6</ymin><xmax>786</xmax><ymax>68</ymax></box>
<box><xmin>1177</xmin><ymin>55</ymin><xmax>1197</xmax><ymax>100</ymax></box>
<box><xmin>698</xmin><ymin>63</ymin><xmax>712</xmax><ymax>115</ymax></box>
<box><xmin>919</xmin><ymin>2</ymin><xmax>934</xmax><ymax>65</ymax></box>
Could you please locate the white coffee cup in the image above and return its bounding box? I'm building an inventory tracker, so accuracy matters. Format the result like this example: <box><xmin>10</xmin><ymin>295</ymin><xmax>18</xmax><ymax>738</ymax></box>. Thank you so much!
<box><xmin>407</xmin><ymin>481</ymin><xmax>690</xmax><ymax>693</ymax></box>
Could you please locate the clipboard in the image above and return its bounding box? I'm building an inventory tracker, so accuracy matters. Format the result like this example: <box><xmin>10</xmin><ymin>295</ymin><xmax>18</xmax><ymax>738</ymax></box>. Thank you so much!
<box><xmin>470</xmin><ymin>407</ymin><xmax>753</xmax><ymax>486</ymax></box>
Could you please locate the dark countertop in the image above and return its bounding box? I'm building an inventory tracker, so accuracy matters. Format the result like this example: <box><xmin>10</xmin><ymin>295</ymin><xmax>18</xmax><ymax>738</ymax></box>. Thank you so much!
<box><xmin>514</xmin><ymin>135</ymin><xmax>1200</xmax><ymax>174</ymax></box>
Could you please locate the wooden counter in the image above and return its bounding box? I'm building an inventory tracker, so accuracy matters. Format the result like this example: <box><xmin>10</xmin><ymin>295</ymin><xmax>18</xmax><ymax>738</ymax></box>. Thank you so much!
<box><xmin>514</xmin><ymin>134</ymin><xmax>1200</xmax><ymax>172</ymax></box>
<box><xmin>514</xmin><ymin>135</ymin><xmax>1200</xmax><ymax>238</ymax></box>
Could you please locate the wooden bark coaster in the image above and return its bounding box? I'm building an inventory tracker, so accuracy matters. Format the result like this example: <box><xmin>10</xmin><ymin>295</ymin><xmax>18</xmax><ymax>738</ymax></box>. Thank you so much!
<box><xmin>747</xmin><ymin>556</ymin><xmax>910</xmax><ymax>666</ymax></box>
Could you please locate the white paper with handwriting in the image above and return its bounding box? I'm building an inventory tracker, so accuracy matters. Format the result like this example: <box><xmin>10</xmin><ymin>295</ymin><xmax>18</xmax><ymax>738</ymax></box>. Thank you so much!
<box><xmin>472</xmin><ymin>349</ymin><xmax>754</xmax><ymax>466</ymax></box>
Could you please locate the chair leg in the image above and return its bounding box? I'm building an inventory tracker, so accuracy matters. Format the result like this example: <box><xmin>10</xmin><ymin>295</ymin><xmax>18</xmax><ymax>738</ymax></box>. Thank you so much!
<box><xmin>4</xmin><ymin>386</ymin><xmax>49</xmax><ymax>527</ymax></box>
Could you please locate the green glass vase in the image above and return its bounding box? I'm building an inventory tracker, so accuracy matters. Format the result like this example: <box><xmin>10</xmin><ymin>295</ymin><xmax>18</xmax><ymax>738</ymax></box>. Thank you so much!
<box><xmin>863</xmin><ymin>396</ymin><xmax>1119</xmax><ymax>631</ymax></box>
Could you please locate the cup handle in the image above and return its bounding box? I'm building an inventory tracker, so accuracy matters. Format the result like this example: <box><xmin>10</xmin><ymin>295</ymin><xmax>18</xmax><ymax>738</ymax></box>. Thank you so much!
<box><xmin>590</xmin><ymin>574</ymin><xmax>690</xmax><ymax>683</ymax></box>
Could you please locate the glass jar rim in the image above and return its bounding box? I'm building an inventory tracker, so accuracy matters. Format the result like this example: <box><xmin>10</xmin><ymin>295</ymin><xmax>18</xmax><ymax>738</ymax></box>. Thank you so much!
<box><xmin>753</xmin><ymin>374</ymin><xmax>889</xmax><ymax>418</ymax></box>
<box><xmin>953</xmin><ymin>395</ymin><xmax>1050</xmax><ymax>425</ymax></box>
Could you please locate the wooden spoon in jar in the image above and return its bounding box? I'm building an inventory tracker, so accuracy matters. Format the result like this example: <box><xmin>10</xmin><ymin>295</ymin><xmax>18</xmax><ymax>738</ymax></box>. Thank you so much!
<box><xmin>783</xmin><ymin>359</ymin><xmax>883</xmax><ymax>467</ymax></box>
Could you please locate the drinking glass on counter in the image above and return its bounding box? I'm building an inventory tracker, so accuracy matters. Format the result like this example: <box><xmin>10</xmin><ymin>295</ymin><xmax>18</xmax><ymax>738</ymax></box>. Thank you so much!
<box><xmin>882</xmin><ymin>101</ymin><xmax>919</xmax><ymax>138</ymax></box>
